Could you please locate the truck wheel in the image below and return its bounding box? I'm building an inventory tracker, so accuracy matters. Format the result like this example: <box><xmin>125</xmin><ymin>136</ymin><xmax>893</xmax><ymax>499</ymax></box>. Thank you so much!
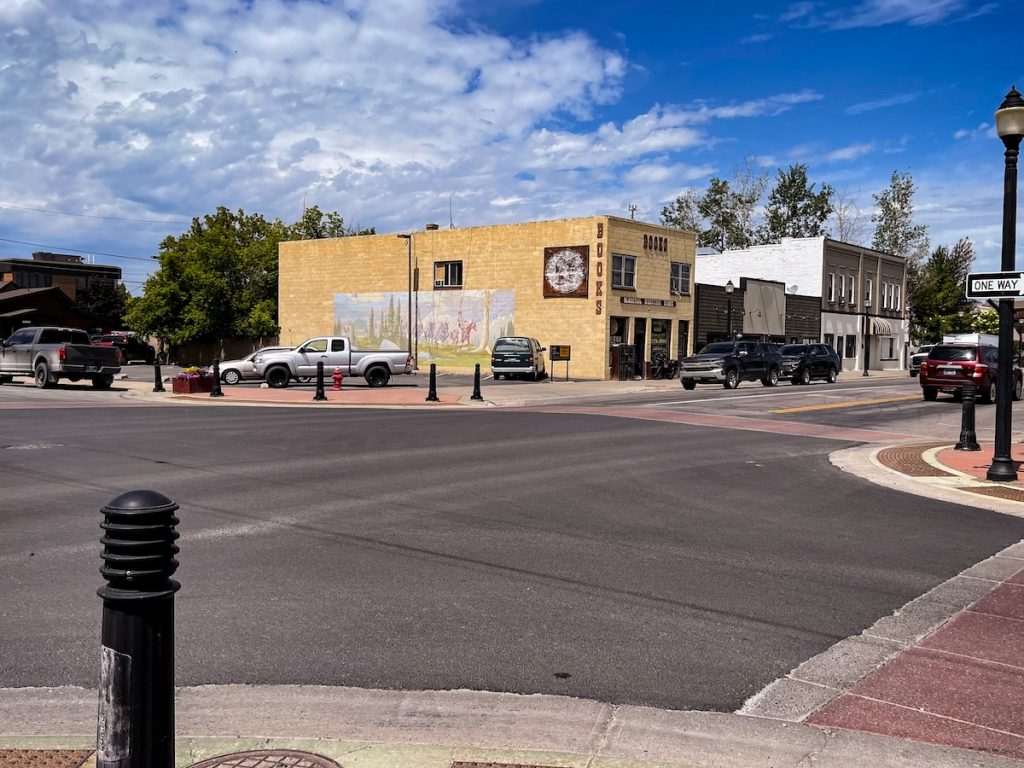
<box><xmin>266</xmin><ymin>367</ymin><xmax>290</xmax><ymax>388</ymax></box>
<box><xmin>800</xmin><ymin>368</ymin><xmax>811</xmax><ymax>385</ymax></box>
<box><xmin>762</xmin><ymin>368</ymin><xmax>779</xmax><ymax>387</ymax></box>
<box><xmin>681</xmin><ymin>379</ymin><xmax>696</xmax><ymax>390</ymax></box>
<box><xmin>1015</xmin><ymin>376</ymin><xmax>1023</xmax><ymax>402</ymax></box>
<box><xmin>222</xmin><ymin>369</ymin><xmax>241</xmax><ymax>385</ymax></box>
<box><xmin>34</xmin><ymin>361</ymin><xmax>52</xmax><ymax>389</ymax></box>
<box><xmin>723</xmin><ymin>369</ymin><xmax>739</xmax><ymax>389</ymax></box>
<box><xmin>365</xmin><ymin>366</ymin><xmax>390</xmax><ymax>387</ymax></box>
<box><xmin>923</xmin><ymin>387</ymin><xmax>938</xmax><ymax>401</ymax></box>
<box><xmin>92</xmin><ymin>375</ymin><xmax>113</xmax><ymax>390</ymax></box>
<box><xmin>827</xmin><ymin>367</ymin><xmax>838</xmax><ymax>384</ymax></box>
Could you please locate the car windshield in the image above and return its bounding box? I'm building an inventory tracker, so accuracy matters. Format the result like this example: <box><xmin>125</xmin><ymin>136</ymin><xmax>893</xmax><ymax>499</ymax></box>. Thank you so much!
<box><xmin>929</xmin><ymin>346</ymin><xmax>976</xmax><ymax>362</ymax></box>
<box><xmin>697</xmin><ymin>343</ymin><xmax>735</xmax><ymax>355</ymax></box>
<box><xmin>494</xmin><ymin>338</ymin><xmax>531</xmax><ymax>352</ymax></box>
<box><xmin>780</xmin><ymin>345</ymin><xmax>806</xmax><ymax>355</ymax></box>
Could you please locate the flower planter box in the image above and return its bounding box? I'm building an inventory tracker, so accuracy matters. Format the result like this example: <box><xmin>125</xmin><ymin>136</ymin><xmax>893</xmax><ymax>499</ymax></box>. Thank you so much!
<box><xmin>172</xmin><ymin>376</ymin><xmax>214</xmax><ymax>394</ymax></box>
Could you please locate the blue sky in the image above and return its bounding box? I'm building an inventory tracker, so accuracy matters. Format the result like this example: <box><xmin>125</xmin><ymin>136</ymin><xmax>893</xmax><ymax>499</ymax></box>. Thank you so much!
<box><xmin>1</xmin><ymin>0</ymin><xmax>1022</xmax><ymax>292</ymax></box>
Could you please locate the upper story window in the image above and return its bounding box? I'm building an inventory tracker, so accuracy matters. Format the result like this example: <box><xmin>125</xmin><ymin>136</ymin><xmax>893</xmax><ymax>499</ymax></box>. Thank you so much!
<box><xmin>865</xmin><ymin>278</ymin><xmax>873</xmax><ymax>305</ymax></box>
<box><xmin>828</xmin><ymin>273</ymin><xmax>835</xmax><ymax>302</ymax></box>
<box><xmin>612</xmin><ymin>253</ymin><xmax>636</xmax><ymax>289</ymax></box>
<box><xmin>434</xmin><ymin>260</ymin><xmax>463</xmax><ymax>289</ymax></box>
<box><xmin>838</xmin><ymin>273</ymin><xmax>846</xmax><ymax>302</ymax></box>
<box><xmin>670</xmin><ymin>262</ymin><xmax>690</xmax><ymax>295</ymax></box>
<box><xmin>848</xmin><ymin>275</ymin><xmax>856</xmax><ymax>306</ymax></box>
<box><xmin>894</xmin><ymin>284</ymin><xmax>901</xmax><ymax>311</ymax></box>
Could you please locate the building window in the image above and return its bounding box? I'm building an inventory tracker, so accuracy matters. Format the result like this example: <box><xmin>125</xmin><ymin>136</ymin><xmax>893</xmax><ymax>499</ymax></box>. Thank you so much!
<box><xmin>866</xmin><ymin>278</ymin><xmax>873</xmax><ymax>305</ymax></box>
<box><xmin>894</xmin><ymin>285</ymin><xmax>901</xmax><ymax>311</ymax></box>
<box><xmin>612</xmin><ymin>253</ymin><xmax>636</xmax><ymax>289</ymax></box>
<box><xmin>887</xmin><ymin>338</ymin><xmax>895</xmax><ymax>359</ymax></box>
<box><xmin>670</xmin><ymin>262</ymin><xmax>690</xmax><ymax>295</ymax></box>
<box><xmin>434</xmin><ymin>260</ymin><xmax>463</xmax><ymax>289</ymax></box>
<box><xmin>828</xmin><ymin>273</ymin><xmax>835</xmax><ymax>302</ymax></box>
<box><xmin>845</xmin><ymin>335</ymin><xmax>856</xmax><ymax>359</ymax></box>
<box><xmin>848</xmin><ymin>275</ymin><xmax>856</xmax><ymax>306</ymax></box>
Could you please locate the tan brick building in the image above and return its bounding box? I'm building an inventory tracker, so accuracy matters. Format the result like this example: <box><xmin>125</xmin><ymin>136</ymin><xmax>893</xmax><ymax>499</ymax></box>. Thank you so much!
<box><xmin>278</xmin><ymin>215</ymin><xmax>696</xmax><ymax>380</ymax></box>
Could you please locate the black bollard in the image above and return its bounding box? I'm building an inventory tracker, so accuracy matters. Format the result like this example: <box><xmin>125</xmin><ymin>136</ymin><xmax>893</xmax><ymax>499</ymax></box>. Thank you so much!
<box><xmin>97</xmin><ymin>490</ymin><xmax>180</xmax><ymax>768</ymax></box>
<box><xmin>313</xmin><ymin>360</ymin><xmax>327</xmax><ymax>401</ymax></box>
<box><xmin>210</xmin><ymin>360</ymin><xmax>224</xmax><ymax>398</ymax></box>
<box><xmin>152</xmin><ymin>363</ymin><xmax>165</xmax><ymax>393</ymax></box>
<box><xmin>425</xmin><ymin>363</ymin><xmax>440</xmax><ymax>402</ymax></box>
<box><xmin>955</xmin><ymin>381</ymin><xmax>982</xmax><ymax>451</ymax></box>
<box><xmin>471</xmin><ymin>363</ymin><xmax>484</xmax><ymax>401</ymax></box>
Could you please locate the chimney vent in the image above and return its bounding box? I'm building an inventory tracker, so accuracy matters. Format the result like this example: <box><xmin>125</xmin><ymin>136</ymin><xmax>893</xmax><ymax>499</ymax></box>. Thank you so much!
<box><xmin>425</xmin><ymin>223</ymin><xmax>440</xmax><ymax>231</ymax></box>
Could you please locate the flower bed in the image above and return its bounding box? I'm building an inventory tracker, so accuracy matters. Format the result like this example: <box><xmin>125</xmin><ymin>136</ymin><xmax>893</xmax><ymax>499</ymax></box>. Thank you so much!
<box><xmin>173</xmin><ymin>367</ymin><xmax>214</xmax><ymax>394</ymax></box>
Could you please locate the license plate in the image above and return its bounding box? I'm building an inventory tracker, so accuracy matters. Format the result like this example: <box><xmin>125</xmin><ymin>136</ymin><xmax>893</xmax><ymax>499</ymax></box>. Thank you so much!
<box><xmin>941</xmin><ymin>367</ymin><xmax>958</xmax><ymax>376</ymax></box>
<box><xmin>87</xmin><ymin>365</ymin><xmax>98</xmax><ymax>372</ymax></box>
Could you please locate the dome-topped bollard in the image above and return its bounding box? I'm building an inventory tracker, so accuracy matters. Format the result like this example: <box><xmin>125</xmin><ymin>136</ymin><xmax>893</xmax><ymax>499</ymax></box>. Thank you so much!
<box><xmin>96</xmin><ymin>490</ymin><xmax>181</xmax><ymax>768</ymax></box>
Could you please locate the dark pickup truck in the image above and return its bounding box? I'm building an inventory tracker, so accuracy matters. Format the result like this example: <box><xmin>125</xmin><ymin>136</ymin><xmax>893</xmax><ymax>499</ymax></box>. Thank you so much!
<box><xmin>0</xmin><ymin>326</ymin><xmax>121</xmax><ymax>389</ymax></box>
<box><xmin>679</xmin><ymin>340</ymin><xmax>782</xmax><ymax>390</ymax></box>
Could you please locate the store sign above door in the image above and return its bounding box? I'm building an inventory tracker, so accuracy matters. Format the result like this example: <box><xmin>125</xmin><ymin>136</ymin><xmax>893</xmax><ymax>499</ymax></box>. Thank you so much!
<box><xmin>965</xmin><ymin>271</ymin><xmax>1024</xmax><ymax>299</ymax></box>
<box><xmin>620</xmin><ymin>297</ymin><xmax>677</xmax><ymax>307</ymax></box>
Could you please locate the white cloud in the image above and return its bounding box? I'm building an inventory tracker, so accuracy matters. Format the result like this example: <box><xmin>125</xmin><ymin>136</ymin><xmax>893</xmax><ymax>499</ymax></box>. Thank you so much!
<box><xmin>826</xmin><ymin>143</ymin><xmax>876</xmax><ymax>162</ymax></box>
<box><xmin>825</xmin><ymin>0</ymin><xmax>988</xmax><ymax>29</ymax></box>
<box><xmin>846</xmin><ymin>93</ymin><xmax>919</xmax><ymax>114</ymax></box>
<box><xmin>954</xmin><ymin>123</ymin><xmax>993</xmax><ymax>140</ymax></box>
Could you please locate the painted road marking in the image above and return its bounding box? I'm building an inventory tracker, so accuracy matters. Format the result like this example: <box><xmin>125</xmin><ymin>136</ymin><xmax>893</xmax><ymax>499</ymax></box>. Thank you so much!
<box><xmin>646</xmin><ymin>384</ymin><xmax>916</xmax><ymax>408</ymax></box>
<box><xmin>771</xmin><ymin>395</ymin><xmax>922</xmax><ymax>414</ymax></box>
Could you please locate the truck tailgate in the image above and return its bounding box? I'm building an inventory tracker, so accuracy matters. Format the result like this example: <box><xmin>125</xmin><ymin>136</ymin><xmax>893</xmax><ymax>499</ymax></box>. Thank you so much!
<box><xmin>64</xmin><ymin>344</ymin><xmax>121</xmax><ymax>368</ymax></box>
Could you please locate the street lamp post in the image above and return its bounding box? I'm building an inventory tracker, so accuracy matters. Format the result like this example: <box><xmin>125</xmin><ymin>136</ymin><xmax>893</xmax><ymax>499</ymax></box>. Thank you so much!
<box><xmin>725</xmin><ymin>280</ymin><xmax>735</xmax><ymax>340</ymax></box>
<box><xmin>987</xmin><ymin>86</ymin><xmax>1024</xmax><ymax>482</ymax></box>
<box><xmin>397</xmin><ymin>234</ymin><xmax>413</xmax><ymax>364</ymax></box>
<box><xmin>862</xmin><ymin>299</ymin><xmax>871</xmax><ymax>377</ymax></box>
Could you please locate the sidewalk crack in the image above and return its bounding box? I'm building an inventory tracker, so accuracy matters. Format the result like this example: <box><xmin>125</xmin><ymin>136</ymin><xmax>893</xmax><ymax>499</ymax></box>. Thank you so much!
<box><xmin>585</xmin><ymin>704</ymin><xmax>619</xmax><ymax>768</ymax></box>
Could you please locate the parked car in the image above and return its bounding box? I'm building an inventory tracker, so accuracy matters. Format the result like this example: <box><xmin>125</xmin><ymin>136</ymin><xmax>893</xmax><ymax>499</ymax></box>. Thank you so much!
<box><xmin>491</xmin><ymin>336</ymin><xmax>547</xmax><ymax>381</ymax></box>
<box><xmin>0</xmin><ymin>326</ymin><xmax>121</xmax><ymax>389</ymax></box>
<box><xmin>216</xmin><ymin>346</ymin><xmax>293</xmax><ymax>385</ymax></box>
<box><xmin>95</xmin><ymin>332</ymin><xmax>155</xmax><ymax>365</ymax></box>
<box><xmin>778</xmin><ymin>343</ymin><xmax>841</xmax><ymax>385</ymax></box>
<box><xmin>679</xmin><ymin>340</ymin><xmax>782</xmax><ymax>390</ymax></box>
<box><xmin>254</xmin><ymin>336</ymin><xmax>412</xmax><ymax>387</ymax></box>
<box><xmin>919</xmin><ymin>342</ymin><xmax>1023</xmax><ymax>403</ymax></box>
<box><xmin>909</xmin><ymin>344</ymin><xmax>934</xmax><ymax>377</ymax></box>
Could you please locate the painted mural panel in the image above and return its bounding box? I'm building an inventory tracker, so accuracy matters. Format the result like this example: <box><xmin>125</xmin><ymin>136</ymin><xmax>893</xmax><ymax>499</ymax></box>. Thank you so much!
<box><xmin>334</xmin><ymin>290</ymin><xmax>515</xmax><ymax>369</ymax></box>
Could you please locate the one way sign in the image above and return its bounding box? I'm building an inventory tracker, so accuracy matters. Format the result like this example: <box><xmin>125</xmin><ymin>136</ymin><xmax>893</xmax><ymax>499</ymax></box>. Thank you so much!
<box><xmin>966</xmin><ymin>271</ymin><xmax>1024</xmax><ymax>299</ymax></box>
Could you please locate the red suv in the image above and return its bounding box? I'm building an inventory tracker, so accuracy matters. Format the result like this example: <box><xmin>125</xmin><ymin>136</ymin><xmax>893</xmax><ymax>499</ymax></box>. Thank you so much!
<box><xmin>920</xmin><ymin>343</ymin><xmax>1022</xmax><ymax>403</ymax></box>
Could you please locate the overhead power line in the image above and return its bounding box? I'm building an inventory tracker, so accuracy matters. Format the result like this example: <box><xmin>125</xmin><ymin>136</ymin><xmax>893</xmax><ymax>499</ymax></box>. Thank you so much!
<box><xmin>0</xmin><ymin>202</ymin><xmax>191</xmax><ymax>226</ymax></box>
<box><xmin>0</xmin><ymin>237</ymin><xmax>155</xmax><ymax>263</ymax></box>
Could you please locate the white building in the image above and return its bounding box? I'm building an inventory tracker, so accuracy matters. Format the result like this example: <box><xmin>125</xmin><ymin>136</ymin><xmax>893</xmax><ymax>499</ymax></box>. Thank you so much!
<box><xmin>696</xmin><ymin>237</ymin><xmax>908</xmax><ymax>373</ymax></box>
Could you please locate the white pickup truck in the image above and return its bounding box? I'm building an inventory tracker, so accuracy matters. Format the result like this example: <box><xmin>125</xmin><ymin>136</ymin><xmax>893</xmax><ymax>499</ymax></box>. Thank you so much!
<box><xmin>254</xmin><ymin>337</ymin><xmax>412</xmax><ymax>387</ymax></box>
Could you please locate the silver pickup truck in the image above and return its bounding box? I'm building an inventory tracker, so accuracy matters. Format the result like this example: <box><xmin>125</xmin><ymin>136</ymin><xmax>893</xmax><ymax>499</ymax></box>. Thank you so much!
<box><xmin>254</xmin><ymin>336</ymin><xmax>412</xmax><ymax>387</ymax></box>
<box><xmin>0</xmin><ymin>326</ymin><xmax>122</xmax><ymax>389</ymax></box>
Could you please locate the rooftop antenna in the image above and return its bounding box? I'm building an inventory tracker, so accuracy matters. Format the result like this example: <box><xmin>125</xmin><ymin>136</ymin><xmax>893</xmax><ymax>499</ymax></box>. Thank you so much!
<box><xmin>628</xmin><ymin>202</ymin><xmax>637</xmax><ymax>220</ymax></box>
<box><xmin>449</xmin><ymin>194</ymin><xmax>455</xmax><ymax>229</ymax></box>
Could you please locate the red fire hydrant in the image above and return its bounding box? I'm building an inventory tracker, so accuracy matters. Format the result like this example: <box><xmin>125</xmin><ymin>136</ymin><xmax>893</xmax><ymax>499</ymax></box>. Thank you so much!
<box><xmin>332</xmin><ymin>367</ymin><xmax>343</xmax><ymax>391</ymax></box>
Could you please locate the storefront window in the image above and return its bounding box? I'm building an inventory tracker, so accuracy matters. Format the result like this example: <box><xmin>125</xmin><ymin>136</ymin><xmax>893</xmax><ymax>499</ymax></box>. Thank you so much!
<box><xmin>651</xmin><ymin>319</ymin><xmax>670</xmax><ymax>357</ymax></box>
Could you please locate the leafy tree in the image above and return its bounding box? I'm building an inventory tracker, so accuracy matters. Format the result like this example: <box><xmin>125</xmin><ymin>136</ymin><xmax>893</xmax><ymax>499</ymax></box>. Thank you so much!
<box><xmin>74</xmin><ymin>281</ymin><xmax>130</xmax><ymax>328</ymax></box>
<box><xmin>126</xmin><ymin>205</ymin><xmax>368</xmax><ymax>355</ymax></box>
<box><xmin>290</xmin><ymin>205</ymin><xmax>375</xmax><ymax>239</ymax></box>
<box><xmin>660</xmin><ymin>158</ymin><xmax>766</xmax><ymax>250</ymax></box>
<box><xmin>909</xmin><ymin>238</ymin><xmax>975</xmax><ymax>342</ymax></box>
<box><xmin>968</xmin><ymin>308</ymin><xmax>999</xmax><ymax>335</ymax></box>
<box><xmin>871</xmin><ymin>170</ymin><xmax>930</xmax><ymax>265</ymax></box>
<box><xmin>757</xmin><ymin>164</ymin><xmax>834</xmax><ymax>243</ymax></box>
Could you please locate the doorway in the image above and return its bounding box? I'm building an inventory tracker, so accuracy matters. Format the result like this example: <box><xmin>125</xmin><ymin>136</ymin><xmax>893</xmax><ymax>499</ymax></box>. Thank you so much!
<box><xmin>633</xmin><ymin>318</ymin><xmax>647</xmax><ymax>378</ymax></box>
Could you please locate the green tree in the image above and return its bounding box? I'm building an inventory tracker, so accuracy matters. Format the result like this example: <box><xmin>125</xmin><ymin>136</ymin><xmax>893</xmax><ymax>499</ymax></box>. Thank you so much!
<box><xmin>290</xmin><ymin>205</ymin><xmax>375</xmax><ymax>239</ymax></box>
<box><xmin>660</xmin><ymin>189</ymin><xmax>701</xmax><ymax>233</ymax></box>
<box><xmin>74</xmin><ymin>281</ymin><xmax>130</xmax><ymax>328</ymax></box>
<box><xmin>969</xmin><ymin>308</ymin><xmax>1000</xmax><ymax>335</ymax></box>
<box><xmin>909</xmin><ymin>238</ymin><xmax>975</xmax><ymax>342</ymax></box>
<box><xmin>126</xmin><ymin>205</ymin><xmax>369</xmax><ymax>354</ymax></box>
<box><xmin>871</xmin><ymin>170</ymin><xmax>930</xmax><ymax>265</ymax></box>
<box><xmin>757</xmin><ymin>164</ymin><xmax>834</xmax><ymax>243</ymax></box>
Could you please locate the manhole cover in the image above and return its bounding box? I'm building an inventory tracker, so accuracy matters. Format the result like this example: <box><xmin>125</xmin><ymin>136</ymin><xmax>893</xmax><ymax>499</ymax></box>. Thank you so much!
<box><xmin>188</xmin><ymin>750</ymin><xmax>341</xmax><ymax>768</ymax></box>
<box><xmin>0</xmin><ymin>749</ymin><xmax>94</xmax><ymax>767</ymax></box>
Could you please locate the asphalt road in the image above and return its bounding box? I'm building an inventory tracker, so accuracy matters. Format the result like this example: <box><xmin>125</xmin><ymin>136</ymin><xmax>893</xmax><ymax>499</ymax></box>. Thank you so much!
<box><xmin>3</xmin><ymin>402</ymin><xmax>1023</xmax><ymax>711</ymax></box>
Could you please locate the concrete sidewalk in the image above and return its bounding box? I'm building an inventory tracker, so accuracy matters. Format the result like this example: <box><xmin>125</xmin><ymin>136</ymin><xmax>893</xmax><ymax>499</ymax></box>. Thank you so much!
<box><xmin>6</xmin><ymin>369</ymin><xmax>1024</xmax><ymax>767</ymax></box>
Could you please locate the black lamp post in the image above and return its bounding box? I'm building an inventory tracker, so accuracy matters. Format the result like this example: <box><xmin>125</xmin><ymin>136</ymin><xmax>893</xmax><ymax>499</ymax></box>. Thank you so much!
<box><xmin>725</xmin><ymin>280</ymin><xmax>735</xmax><ymax>340</ymax></box>
<box><xmin>862</xmin><ymin>299</ymin><xmax>871</xmax><ymax>377</ymax></box>
<box><xmin>987</xmin><ymin>86</ymin><xmax>1024</xmax><ymax>482</ymax></box>
<box><xmin>397</xmin><ymin>234</ymin><xmax>413</xmax><ymax>363</ymax></box>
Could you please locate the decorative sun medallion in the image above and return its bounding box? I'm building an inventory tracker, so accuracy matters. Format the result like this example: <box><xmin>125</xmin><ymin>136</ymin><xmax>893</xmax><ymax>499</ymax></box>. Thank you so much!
<box><xmin>543</xmin><ymin>245</ymin><xmax>589</xmax><ymax>298</ymax></box>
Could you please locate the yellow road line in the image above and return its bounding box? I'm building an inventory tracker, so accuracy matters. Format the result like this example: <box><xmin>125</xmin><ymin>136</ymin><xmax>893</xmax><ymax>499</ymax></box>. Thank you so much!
<box><xmin>772</xmin><ymin>395</ymin><xmax>921</xmax><ymax>414</ymax></box>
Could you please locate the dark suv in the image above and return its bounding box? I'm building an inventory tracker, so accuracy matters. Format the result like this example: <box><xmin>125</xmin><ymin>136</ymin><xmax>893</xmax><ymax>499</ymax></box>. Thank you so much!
<box><xmin>95</xmin><ymin>333</ymin><xmax>155</xmax><ymax>365</ymax></box>
<box><xmin>778</xmin><ymin>343</ymin><xmax>841</xmax><ymax>385</ymax></box>
<box><xmin>679</xmin><ymin>341</ymin><xmax>782</xmax><ymax>390</ymax></box>
<box><xmin>919</xmin><ymin>343</ymin><xmax>1023</xmax><ymax>403</ymax></box>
